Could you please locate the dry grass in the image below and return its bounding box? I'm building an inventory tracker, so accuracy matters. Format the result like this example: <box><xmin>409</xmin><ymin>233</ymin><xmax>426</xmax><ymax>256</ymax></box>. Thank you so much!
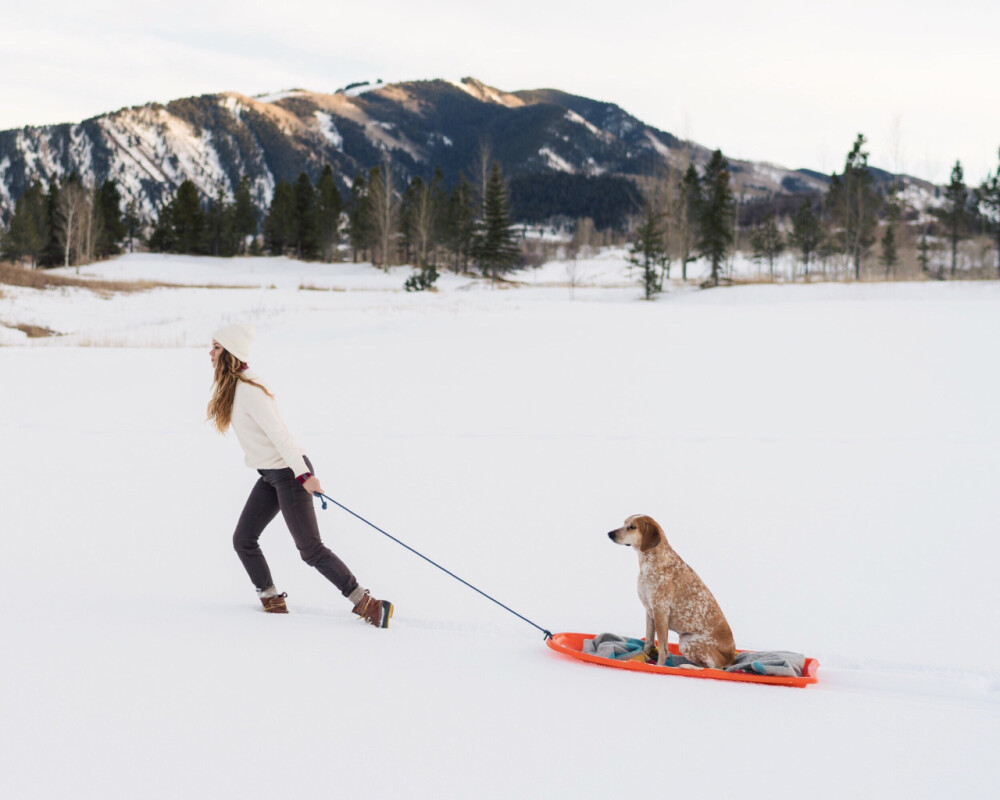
<box><xmin>6</xmin><ymin>322</ymin><xmax>59</xmax><ymax>338</ymax></box>
<box><xmin>0</xmin><ymin>261</ymin><xmax>262</xmax><ymax>294</ymax></box>
<box><xmin>0</xmin><ymin>261</ymin><xmax>166</xmax><ymax>295</ymax></box>
<box><xmin>298</xmin><ymin>283</ymin><xmax>346</xmax><ymax>292</ymax></box>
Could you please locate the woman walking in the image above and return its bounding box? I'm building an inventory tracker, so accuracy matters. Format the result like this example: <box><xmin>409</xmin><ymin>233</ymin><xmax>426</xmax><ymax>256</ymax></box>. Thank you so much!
<box><xmin>207</xmin><ymin>323</ymin><xmax>392</xmax><ymax>627</ymax></box>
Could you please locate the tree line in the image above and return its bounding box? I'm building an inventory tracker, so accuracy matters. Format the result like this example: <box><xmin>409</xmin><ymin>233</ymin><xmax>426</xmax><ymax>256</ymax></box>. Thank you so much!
<box><xmin>745</xmin><ymin>139</ymin><xmax>1000</xmax><ymax>282</ymax></box>
<box><xmin>145</xmin><ymin>156</ymin><xmax>523</xmax><ymax>287</ymax></box>
<box><xmin>4</xmin><ymin>137</ymin><xmax>998</xmax><ymax>291</ymax></box>
<box><xmin>0</xmin><ymin>175</ymin><xmax>138</xmax><ymax>270</ymax></box>
<box><xmin>626</xmin><ymin>136</ymin><xmax>1000</xmax><ymax>299</ymax></box>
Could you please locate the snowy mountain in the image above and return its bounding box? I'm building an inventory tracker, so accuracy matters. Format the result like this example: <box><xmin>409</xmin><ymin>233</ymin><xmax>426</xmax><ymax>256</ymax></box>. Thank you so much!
<box><xmin>0</xmin><ymin>77</ymin><xmax>875</xmax><ymax>225</ymax></box>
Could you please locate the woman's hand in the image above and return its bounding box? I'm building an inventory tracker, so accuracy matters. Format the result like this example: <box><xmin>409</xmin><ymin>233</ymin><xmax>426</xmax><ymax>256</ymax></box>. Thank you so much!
<box><xmin>301</xmin><ymin>474</ymin><xmax>324</xmax><ymax>497</ymax></box>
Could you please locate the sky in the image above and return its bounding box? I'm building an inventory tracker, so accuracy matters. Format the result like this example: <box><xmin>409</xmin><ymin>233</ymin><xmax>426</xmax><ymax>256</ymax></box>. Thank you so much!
<box><xmin>2</xmin><ymin>0</ymin><xmax>997</xmax><ymax>185</ymax></box>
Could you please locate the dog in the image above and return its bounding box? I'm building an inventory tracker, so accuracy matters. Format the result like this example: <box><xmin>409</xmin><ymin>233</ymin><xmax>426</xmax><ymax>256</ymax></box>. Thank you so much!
<box><xmin>608</xmin><ymin>514</ymin><xmax>735</xmax><ymax>669</ymax></box>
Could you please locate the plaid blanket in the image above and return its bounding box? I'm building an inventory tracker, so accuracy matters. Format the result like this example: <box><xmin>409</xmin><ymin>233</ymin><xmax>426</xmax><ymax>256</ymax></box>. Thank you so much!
<box><xmin>582</xmin><ymin>633</ymin><xmax>805</xmax><ymax>677</ymax></box>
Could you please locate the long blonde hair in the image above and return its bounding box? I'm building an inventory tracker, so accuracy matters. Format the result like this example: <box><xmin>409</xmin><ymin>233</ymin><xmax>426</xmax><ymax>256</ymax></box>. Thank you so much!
<box><xmin>207</xmin><ymin>350</ymin><xmax>273</xmax><ymax>433</ymax></box>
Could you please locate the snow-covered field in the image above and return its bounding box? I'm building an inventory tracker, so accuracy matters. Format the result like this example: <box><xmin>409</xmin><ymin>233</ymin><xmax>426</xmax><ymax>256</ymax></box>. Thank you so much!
<box><xmin>2</xmin><ymin>253</ymin><xmax>999</xmax><ymax>798</ymax></box>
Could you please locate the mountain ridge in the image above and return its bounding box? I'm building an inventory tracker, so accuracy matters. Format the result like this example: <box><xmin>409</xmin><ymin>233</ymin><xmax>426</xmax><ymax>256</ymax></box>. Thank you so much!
<box><xmin>0</xmin><ymin>77</ymin><xmax>888</xmax><ymax>226</ymax></box>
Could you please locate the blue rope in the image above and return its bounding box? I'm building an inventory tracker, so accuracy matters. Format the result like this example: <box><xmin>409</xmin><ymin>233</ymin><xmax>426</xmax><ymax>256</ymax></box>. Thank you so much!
<box><xmin>314</xmin><ymin>492</ymin><xmax>552</xmax><ymax>640</ymax></box>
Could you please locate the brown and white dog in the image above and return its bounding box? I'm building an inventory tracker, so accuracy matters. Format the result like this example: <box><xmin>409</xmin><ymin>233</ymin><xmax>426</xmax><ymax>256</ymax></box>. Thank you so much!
<box><xmin>608</xmin><ymin>514</ymin><xmax>735</xmax><ymax>669</ymax></box>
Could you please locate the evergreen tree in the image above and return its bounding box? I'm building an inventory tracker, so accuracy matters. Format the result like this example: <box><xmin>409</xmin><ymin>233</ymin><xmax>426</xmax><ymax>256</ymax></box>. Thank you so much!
<box><xmin>445</xmin><ymin>173</ymin><xmax>476</xmax><ymax>273</ymax></box>
<box><xmin>677</xmin><ymin>164</ymin><xmax>701</xmax><ymax>281</ymax></box>
<box><xmin>43</xmin><ymin>181</ymin><xmax>63</xmax><ymax>266</ymax></box>
<box><xmin>293</xmin><ymin>172</ymin><xmax>317</xmax><ymax>259</ymax></box>
<box><xmin>96</xmin><ymin>179</ymin><xmax>126</xmax><ymax>257</ymax></box>
<box><xmin>698</xmin><ymin>149</ymin><xmax>735</xmax><ymax>287</ymax></box>
<box><xmin>400</xmin><ymin>175</ymin><xmax>423</xmax><ymax>264</ymax></box>
<box><xmin>942</xmin><ymin>160</ymin><xmax>968</xmax><ymax>277</ymax></box>
<box><xmin>1</xmin><ymin>181</ymin><xmax>50</xmax><ymax>267</ymax></box>
<box><xmin>264</xmin><ymin>180</ymin><xmax>296</xmax><ymax>255</ymax></box>
<box><xmin>879</xmin><ymin>224</ymin><xmax>898</xmax><ymax>278</ymax></box>
<box><xmin>980</xmin><ymin>148</ymin><xmax>1000</xmax><ymax>278</ymax></box>
<box><xmin>233</xmin><ymin>177</ymin><xmax>258</xmax><ymax>255</ymax></box>
<box><xmin>170</xmin><ymin>180</ymin><xmax>206</xmax><ymax>254</ymax></box>
<box><xmin>346</xmin><ymin>173</ymin><xmax>374</xmax><ymax>262</ymax></box>
<box><xmin>315</xmin><ymin>165</ymin><xmax>342</xmax><ymax>262</ymax></box>
<box><xmin>627</xmin><ymin>202</ymin><xmax>668</xmax><ymax>299</ymax></box>
<box><xmin>473</xmin><ymin>162</ymin><xmax>520</xmax><ymax>282</ymax></box>
<box><xmin>788</xmin><ymin>200</ymin><xmax>822</xmax><ymax>276</ymax></box>
<box><xmin>122</xmin><ymin>199</ymin><xmax>142</xmax><ymax>253</ymax></box>
<box><xmin>204</xmin><ymin>184</ymin><xmax>236</xmax><ymax>257</ymax></box>
<box><xmin>429</xmin><ymin>167</ymin><xmax>448</xmax><ymax>265</ymax></box>
<box><xmin>749</xmin><ymin>211</ymin><xmax>785</xmax><ymax>280</ymax></box>
<box><xmin>826</xmin><ymin>134</ymin><xmax>879</xmax><ymax>279</ymax></box>
<box><xmin>880</xmin><ymin>191</ymin><xmax>902</xmax><ymax>279</ymax></box>
<box><xmin>916</xmin><ymin>231</ymin><xmax>932</xmax><ymax>275</ymax></box>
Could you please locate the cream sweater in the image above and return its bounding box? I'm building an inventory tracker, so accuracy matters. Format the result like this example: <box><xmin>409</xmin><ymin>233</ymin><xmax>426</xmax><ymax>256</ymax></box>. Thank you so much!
<box><xmin>230</xmin><ymin>370</ymin><xmax>309</xmax><ymax>478</ymax></box>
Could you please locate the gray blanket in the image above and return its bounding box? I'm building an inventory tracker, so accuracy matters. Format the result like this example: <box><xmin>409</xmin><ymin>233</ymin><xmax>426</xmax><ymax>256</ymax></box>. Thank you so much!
<box><xmin>582</xmin><ymin>633</ymin><xmax>805</xmax><ymax>677</ymax></box>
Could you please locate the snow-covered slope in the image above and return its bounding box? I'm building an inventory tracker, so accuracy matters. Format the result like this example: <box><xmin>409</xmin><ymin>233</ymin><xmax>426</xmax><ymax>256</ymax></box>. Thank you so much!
<box><xmin>1</xmin><ymin>255</ymin><xmax>997</xmax><ymax>798</ymax></box>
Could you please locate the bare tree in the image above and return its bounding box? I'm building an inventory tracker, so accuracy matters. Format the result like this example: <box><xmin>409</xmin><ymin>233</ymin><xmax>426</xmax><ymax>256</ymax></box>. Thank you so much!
<box><xmin>411</xmin><ymin>180</ymin><xmax>435</xmax><ymax>266</ymax></box>
<box><xmin>565</xmin><ymin>217</ymin><xmax>595</xmax><ymax>299</ymax></box>
<box><xmin>368</xmin><ymin>155</ymin><xmax>398</xmax><ymax>269</ymax></box>
<box><xmin>55</xmin><ymin>181</ymin><xmax>89</xmax><ymax>270</ymax></box>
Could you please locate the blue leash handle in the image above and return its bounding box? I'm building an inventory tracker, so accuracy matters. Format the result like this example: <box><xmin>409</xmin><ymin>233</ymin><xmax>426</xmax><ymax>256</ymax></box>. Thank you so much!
<box><xmin>314</xmin><ymin>492</ymin><xmax>552</xmax><ymax>640</ymax></box>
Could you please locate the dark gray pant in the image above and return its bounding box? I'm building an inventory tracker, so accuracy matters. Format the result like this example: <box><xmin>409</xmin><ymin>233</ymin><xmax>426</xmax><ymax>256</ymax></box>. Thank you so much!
<box><xmin>232</xmin><ymin>457</ymin><xmax>359</xmax><ymax>597</ymax></box>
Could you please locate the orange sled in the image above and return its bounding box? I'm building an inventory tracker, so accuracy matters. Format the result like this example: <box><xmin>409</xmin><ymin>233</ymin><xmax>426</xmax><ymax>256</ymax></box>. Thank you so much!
<box><xmin>546</xmin><ymin>632</ymin><xmax>819</xmax><ymax>688</ymax></box>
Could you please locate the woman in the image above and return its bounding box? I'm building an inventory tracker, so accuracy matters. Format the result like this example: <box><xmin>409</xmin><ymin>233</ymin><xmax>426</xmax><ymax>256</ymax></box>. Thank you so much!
<box><xmin>207</xmin><ymin>323</ymin><xmax>392</xmax><ymax>627</ymax></box>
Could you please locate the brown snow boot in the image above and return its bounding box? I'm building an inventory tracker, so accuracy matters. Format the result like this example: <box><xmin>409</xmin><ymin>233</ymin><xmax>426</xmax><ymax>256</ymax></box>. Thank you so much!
<box><xmin>260</xmin><ymin>592</ymin><xmax>288</xmax><ymax>613</ymax></box>
<box><xmin>351</xmin><ymin>589</ymin><xmax>393</xmax><ymax>628</ymax></box>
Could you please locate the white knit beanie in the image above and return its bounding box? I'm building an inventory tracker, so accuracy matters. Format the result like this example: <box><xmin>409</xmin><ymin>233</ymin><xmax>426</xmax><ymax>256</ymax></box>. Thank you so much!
<box><xmin>213</xmin><ymin>323</ymin><xmax>256</xmax><ymax>364</ymax></box>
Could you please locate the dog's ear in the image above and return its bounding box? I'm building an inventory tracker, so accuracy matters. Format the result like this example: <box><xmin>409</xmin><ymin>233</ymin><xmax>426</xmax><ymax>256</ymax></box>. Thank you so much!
<box><xmin>638</xmin><ymin>517</ymin><xmax>661</xmax><ymax>552</ymax></box>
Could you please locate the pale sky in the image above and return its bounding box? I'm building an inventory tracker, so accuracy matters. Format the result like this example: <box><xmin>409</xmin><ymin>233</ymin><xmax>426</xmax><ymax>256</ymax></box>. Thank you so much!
<box><xmin>2</xmin><ymin>0</ymin><xmax>997</xmax><ymax>185</ymax></box>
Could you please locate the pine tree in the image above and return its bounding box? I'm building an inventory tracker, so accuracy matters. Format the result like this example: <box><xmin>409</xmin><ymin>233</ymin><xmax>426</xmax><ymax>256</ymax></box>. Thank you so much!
<box><xmin>315</xmin><ymin>165</ymin><xmax>342</xmax><ymax>262</ymax></box>
<box><xmin>293</xmin><ymin>172</ymin><xmax>317</xmax><ymax>259</ymax></box>
<box><xmin>204</xmin><ymin>184</ymin><xmax>236</xmax><ymax>257</ymax></box>
<box><xmin>879</xmin><ymin>195</ymin><xmax>901</xmax><ymax>278</ymax></box>
<box><xmin>429</xmin><ymin>167</ymin><xmax>448</xmax><ymax>266</ymax></box>
<box><xmin>122</xmin><ymin>199</ymin><xmax>142</xmax><ymax>253</ymax></box>
<box><xmin>473</xmin><ymin>162</ymin><xmax>520</xmax><ymax>282</ymax></box>
<box><xmin>1</xmin><ymin>181</ymin><xmax>49</xmax><ymax>267</ymax></box>
<box><xmin>445</xmin><ymin>173</ymin><xmax>476</xmax><ymax>273</ymax></box>
<box><xmin>347</xmin><ymin>173</ymin><xmax>373</xmax><ymax>263</ymax></box>
<box><xmin>96</xmin><ymin>179</ymin><xmax>126</xmax><ymax>257</ymax></box>
<box><xmin>749</xmin><ymin>212</ymin><xmax>784</xmax><ymax>280</ymax></box>
<box><xmin>677</xmin><ymin>164</ymin><xmax>701</xmax><ymax>281</ymax></box>
<box><xmin>400</xmin><ymin>175</ymin><xmax>423</xmax><ymax>264</ymax></box>
<box><xmin>942</xmin><ymin>160</ymin><xmax>968</xmax><ymax>277</ymax></box>
<box><xmin>627</xmin><ymin>202</ymin><xmax>668</xmax><ymax>299</ymax></box>
<box><xmin>879</xmin><ymin>224</ymin><xmax>898</xmax><ymax>278</ymax></box>
<box><xmin>698</xmin><ymin>149</ymin><xmax>735</xmax><ymax>287</ymax></box>
<box><xmin>826</xmin><ymin>134</ymin><xmax>879</xmax><ymax>279</ymax></box>
<box><xmin>169</xmin><ymin>180</ymin><xmax>206</xmax><ymax>254</ymax></box>
<box><xmin>788</xmin><ymin>200</ymin><xmax>822</xmax><ymax>276</ymax></box>
<box><xmin>916</xmin><ymin>231</ymin><xmax>932</xmax><ymax>275</ymax></box>
<box><xmin>980</xmin><ymin>148</ymin><xmax>1000</xmax><ymax>278</ymax></box>
<box><xmin>264</xmin><ymin>180</ymin><xmax>296</xmax><ymax>255</ymax></box>
<box><xmin>233</xmin><ymin>177</ymin><xmax>258</xmax><ymax>255</ymax></box>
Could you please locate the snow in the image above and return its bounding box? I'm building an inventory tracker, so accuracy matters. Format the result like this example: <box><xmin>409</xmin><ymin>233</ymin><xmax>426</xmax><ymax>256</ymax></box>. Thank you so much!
<box><xmin>2</xmin><ymin>252</ymin><xmax>999</xmax><ymax>798</ymax></box>
<box><xmin>314</xmin><ymin>111</ymin><xmax>343</xmax><ymax>150</ymax></box>
<box><xmin>539</xmin><ymin>146</ymin><xmax>574</xmax><ymax>173</ymax></box>
<box><xmin>253</xmin><ymin>89</ymin><xmax>308</xmax><ymax>103</ymax></box>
